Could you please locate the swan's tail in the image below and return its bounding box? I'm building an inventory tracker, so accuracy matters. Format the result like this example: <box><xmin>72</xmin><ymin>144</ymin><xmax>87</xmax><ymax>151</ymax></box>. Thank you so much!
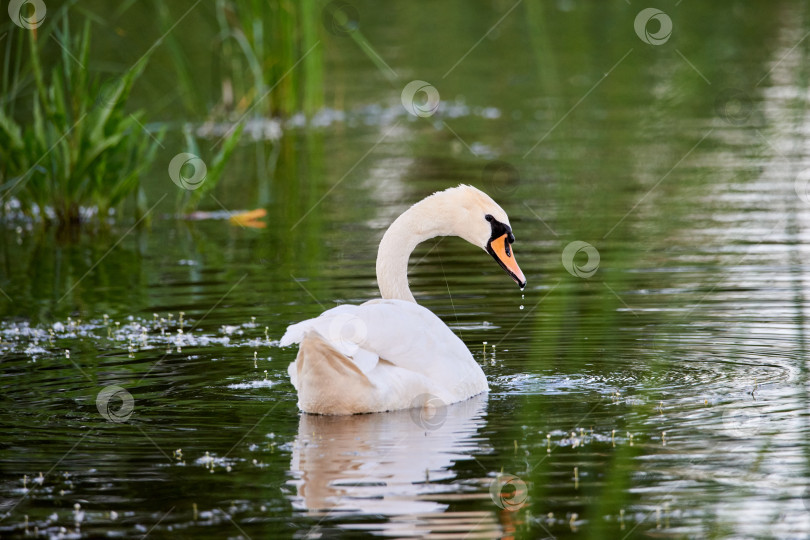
<box><xmin>290</xmin><ymin>331</ymin><xmax>376</xmax><ymax>415</ymax></box>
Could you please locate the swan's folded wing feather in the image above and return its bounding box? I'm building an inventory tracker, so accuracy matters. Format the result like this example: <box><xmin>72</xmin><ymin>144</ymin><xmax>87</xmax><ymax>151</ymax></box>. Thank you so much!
<box><xmin>279</xmin><ymin>304</ymin><xmax>355</xmax><ymax>347</ymax></box>
<box><xmin>280</xmin><ymin>305</ymin><xmax>381</xmax><ymax>375</ymax></box>
<box><xmin>280</xmin><ymin>299</ymin><xmax>468</xmax><ymax>377</ymax></box>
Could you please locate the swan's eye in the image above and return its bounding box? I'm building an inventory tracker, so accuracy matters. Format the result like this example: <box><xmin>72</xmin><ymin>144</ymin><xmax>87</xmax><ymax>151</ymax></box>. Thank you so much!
<box><xmin>485</xmin><ymin>214</ymin><xmax>494</xmax><ymax>222</ymax></box>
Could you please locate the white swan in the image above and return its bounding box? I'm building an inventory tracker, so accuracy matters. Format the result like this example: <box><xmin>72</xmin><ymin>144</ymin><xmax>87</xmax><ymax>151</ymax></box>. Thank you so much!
<box><xmin>280</xmin><ymin>185</ymin><xmax>526</xmax><ymax>414</ymax></box>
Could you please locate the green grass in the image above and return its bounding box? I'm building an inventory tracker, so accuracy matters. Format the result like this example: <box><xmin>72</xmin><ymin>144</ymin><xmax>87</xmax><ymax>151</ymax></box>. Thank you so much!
<box><xmin>213</xmin><ymin>0</ymin><xmax>324</xmax><ymax>118</ymax></box>
<box><xmin>174</xmin><ymin>123</ymin><xmax>244</xmax><ymax>214</ymax></box>
<box><xmin>0</xmin><ymin>17</ymin><xmax>164</xmax><ymax>226</ymax></box>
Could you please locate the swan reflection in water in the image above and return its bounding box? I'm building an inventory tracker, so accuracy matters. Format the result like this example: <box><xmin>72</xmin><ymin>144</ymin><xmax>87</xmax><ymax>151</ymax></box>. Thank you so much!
<box><xmin>287</xmin><ymin>393</ymin><xmax>504</xmax><ymax>536</ymax></box>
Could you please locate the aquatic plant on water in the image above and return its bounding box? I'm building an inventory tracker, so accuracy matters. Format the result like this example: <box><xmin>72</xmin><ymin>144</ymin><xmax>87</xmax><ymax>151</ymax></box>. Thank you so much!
<box><xmin>0</xmin><ymin>19</ymin><xmax>164</xmax><ymax>226</ymax></box>
<box><xmin>174</xmin><ymin>123</ymin><xmax>244</xmax><ymax>214</ymax></box>
<box><xmin>212</xmin><ymin>0</ymin><xmax>324</xmax><ymax>118</ymax></box>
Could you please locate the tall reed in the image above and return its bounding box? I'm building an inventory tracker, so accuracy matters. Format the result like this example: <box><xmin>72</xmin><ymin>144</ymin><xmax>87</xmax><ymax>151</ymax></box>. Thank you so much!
<box><xmin>213</xmin><ymin>0</ymin><xmax>324</xmax><ymax>118</ymax></box>
<box><xmin>0</xmin><ymin>18</ymin><xmax>164</xmax><ymax>226</ymax></box>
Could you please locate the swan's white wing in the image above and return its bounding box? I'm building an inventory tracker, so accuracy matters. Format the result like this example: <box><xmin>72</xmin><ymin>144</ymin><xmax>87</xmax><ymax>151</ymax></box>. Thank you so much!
<box><xmin>282</xmin><ymin>299</ymin><xmax>488</xmax><ymax>412</ymax></box>
<box><xmin>281</xmin><ymin>304</ymin><xmax>379</xmax><ymax>374</ymax></box>
<box><xmin>280</xmin><ymin>299</ymin><xmax>469</xmax><ymax>377</ymax></box>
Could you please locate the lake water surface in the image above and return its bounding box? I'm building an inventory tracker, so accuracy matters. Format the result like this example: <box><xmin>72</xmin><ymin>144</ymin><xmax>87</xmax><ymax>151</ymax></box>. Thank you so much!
<box><xmin>2</xmin><ymin>1</ymin><xmax>810</xmax><ymax>538</ymax></box>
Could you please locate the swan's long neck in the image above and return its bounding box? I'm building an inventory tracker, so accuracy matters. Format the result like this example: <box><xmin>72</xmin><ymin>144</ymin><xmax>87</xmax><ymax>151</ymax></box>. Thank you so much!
<box><xmin>376</xmin><ymin>192</ymin><xmax>474</xmax><ymax>303</ymax></box>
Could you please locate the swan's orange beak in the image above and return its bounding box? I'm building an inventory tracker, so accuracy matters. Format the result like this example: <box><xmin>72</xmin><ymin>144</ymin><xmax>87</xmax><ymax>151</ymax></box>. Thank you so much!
<box><xmin>487</xmin><ymin>233</ymin><xmax>526</xmax><ymax>289</ymax></box>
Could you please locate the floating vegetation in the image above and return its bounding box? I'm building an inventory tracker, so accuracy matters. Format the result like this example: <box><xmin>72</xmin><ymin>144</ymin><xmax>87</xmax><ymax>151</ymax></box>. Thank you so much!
<box><xmin>226</xmin><ymin>379</ymin><xmax>276</xmax><ymax>390</ymax></box>
<box><xmin>0</xmin><ymin>314</ymin><xmax>280</xmax><ymax>361</ymax></box>
<box><xmin>193</xmin><ymin>100</ymin><xmax>503</xmax><ymax>140</ymax></box>
<box><xmin>195</xmin><ymin>451</ymin><xmax>237</xmax><ymax>473</ymax></box>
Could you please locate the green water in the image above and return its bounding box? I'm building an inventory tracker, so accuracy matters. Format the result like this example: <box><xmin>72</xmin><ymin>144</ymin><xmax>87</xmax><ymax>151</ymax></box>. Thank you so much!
<box><xmin>2</xmin><ymin>1</ymin><xmax>810</xmax><ymax>538</ymax></box>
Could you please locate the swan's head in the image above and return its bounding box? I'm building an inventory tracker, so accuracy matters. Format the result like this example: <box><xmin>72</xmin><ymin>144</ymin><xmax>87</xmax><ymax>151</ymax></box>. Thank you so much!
<box><xmin>433</xmin><ymin>185</ymin><xmax>527</xmax><ymax>289</ymax></box>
